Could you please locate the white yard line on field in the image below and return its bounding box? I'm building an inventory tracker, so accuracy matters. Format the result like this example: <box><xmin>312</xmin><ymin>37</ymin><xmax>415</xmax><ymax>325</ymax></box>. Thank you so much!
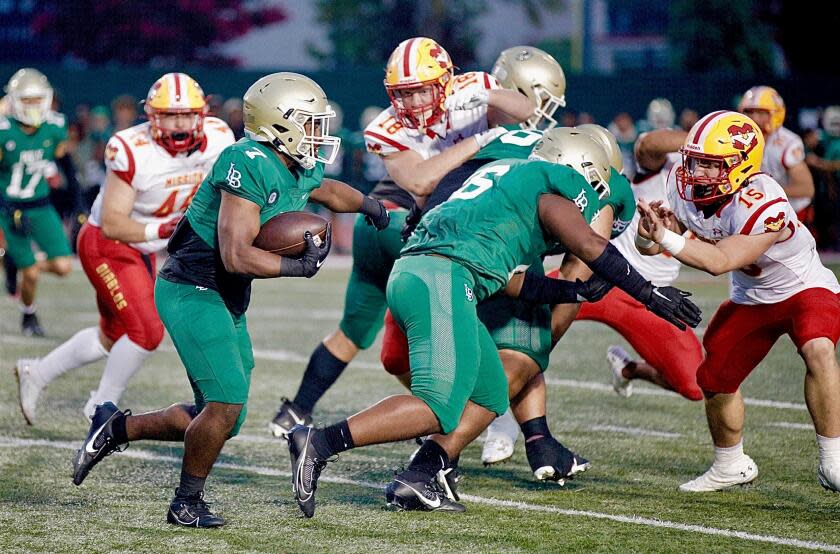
<box><xmin>0</xmin><ymin>436</ymin><xmax>837</xmax><ymax>552</ymax></box>
<box><xmin>768</xmin><ymin>422</ymin><xmax>814</xmax><ymax>431</ymax></box>
<box><xmin>589</xmin><ymin>424</ymin><xmax>681</xmax><ymax>438</ymax></box>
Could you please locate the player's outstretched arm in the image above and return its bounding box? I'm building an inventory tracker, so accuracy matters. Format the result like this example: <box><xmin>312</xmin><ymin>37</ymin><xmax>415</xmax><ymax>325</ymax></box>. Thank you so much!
<box><xmin>309</xmin><ymin>178</ymin><xmax>389</xmax><ymax>230</ymax></box>
<box><xmin>218</xmin><ymin>191</ymin><xmax>328</xmax><ymax>278</ymax></box>
<box><xmin>538</xmin><ymin>193</ymin><xmax>701</xmax><ymax>330</ymax></box>
<box><xmin>634</xmin><ymin>129</ymin><xmax>686</xmax><ymax>173</ymax></box>
<box><xmin>382</xmin><ymin>128</ymin><xmax>505</xmax><ymax>198</ymax></box>
<box><xmin>486</xmin><ymin>89</ymin><xmax>536</xmax><ymax>126</ymax></box>
<box><xmin>637</xmin><ymin>199</ymin><xmax>782</xmax><ymax>276</ymax></box>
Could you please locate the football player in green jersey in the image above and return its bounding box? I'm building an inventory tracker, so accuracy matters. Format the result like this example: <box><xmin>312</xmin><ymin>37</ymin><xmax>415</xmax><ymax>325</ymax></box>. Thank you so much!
<box><xmin>0</xmin><ymin>68</ymin><xmax>76</xmax><ymax>336</ymax></box>
<box><xmin>71</xmin><ymin>72</ymin><xmax>390</xmax><ymax>528</ymax></box>
<box><xmin>285</xmin><ymin>128</ymin><xmax>701</xmax><ymax>517</ymax></box>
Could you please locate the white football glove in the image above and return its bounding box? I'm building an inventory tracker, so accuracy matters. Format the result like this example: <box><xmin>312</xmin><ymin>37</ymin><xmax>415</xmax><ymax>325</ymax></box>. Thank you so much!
<box><xmin>444</xmin><ymin>88</ymin><xmax>490</xmax><ymax>111</ymax></box>
<box><xmin>473</xmin><ymin>127</ymin><xmax>507</xmax><ymax>149</ymax></box>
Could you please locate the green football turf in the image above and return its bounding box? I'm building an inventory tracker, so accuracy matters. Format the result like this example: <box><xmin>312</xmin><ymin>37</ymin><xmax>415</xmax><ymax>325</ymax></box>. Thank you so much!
<box><xmin>1</xmin><ymin>262</ymin><xmax>839</xmax><ymax>553</ymax></box>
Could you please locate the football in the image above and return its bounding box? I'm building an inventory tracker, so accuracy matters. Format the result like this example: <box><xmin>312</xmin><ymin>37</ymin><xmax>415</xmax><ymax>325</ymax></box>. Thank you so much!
<box><xmin>252</xmin><ymin>211</ymin><xmax>329</xmax><ymax>257</ymax></box>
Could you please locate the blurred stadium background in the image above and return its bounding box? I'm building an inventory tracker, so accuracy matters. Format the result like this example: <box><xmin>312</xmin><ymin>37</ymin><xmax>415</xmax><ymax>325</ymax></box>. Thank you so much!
<box><xmin>2</xmin><ymin>0</ymin><xmax>839</xmax><ymax>251</ymax></box>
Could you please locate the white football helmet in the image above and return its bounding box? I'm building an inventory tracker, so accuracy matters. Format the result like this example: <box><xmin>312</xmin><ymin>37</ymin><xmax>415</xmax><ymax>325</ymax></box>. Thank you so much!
<box><xmin>5</xmin><ymin>68</ymin><xmax>53</xmax><ymax>127</ymax></box>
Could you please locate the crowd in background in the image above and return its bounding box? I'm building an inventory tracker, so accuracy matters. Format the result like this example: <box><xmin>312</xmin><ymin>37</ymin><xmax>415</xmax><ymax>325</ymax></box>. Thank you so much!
<box><xmin>50</xmin><ymin>93</ymin><xmax>840</xmax><ymax>253</ymax></box>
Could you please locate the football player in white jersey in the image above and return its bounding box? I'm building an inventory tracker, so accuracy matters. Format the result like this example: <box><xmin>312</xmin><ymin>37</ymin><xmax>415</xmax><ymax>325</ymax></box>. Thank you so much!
<box><xmin>636</xmin><ymin>110</ymin><xmax>840</xmax><ymax>493</ymax></box>
<box><xmin>15</xmin><ymin>73</ymin><xmax>235</xmax><ymax>423</ymax></box>
<box><xmin>739</xmin><ymin>86</ymin><xmax>815</xmax><ymax>224</ymax></box>
<box><xmin>363</xmin><ymin>36</ymin><xmax>534</xmax><ymax>199</ymax></box>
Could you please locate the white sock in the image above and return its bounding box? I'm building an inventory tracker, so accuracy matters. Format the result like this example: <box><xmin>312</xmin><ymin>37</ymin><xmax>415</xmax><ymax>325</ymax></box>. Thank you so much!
<box><xmin>817</xmin><ymin>434</ymin><xmax>840</xmax><ymax>466</ymax></box>
<box><xmin>713</xmin><ymin>440</ymin><xmax>745</xmax><ymax>466</ymax></box>
<box><xmin>89</xmin><ymin>336</ymin><xmax>152</xmax><ymax>405</ymax></box>
<box><xmin>487</xmin><ymin>409</ymin><xmax>519</xmax><ymax>441</ymax></box>
<box><xmin>36</xmin><ymin>326</ymin><xmax>108</xmax><ymax>386</ymax></box>
<box><xmin>20</xmin><ymin>303</ymin><xmax>36</xmax><ymax>315</ymax></box>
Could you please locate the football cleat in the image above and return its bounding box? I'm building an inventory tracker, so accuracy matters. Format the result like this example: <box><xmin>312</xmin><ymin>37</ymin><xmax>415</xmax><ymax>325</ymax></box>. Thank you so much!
<box><xmin>817</xmin><ymin>463</ymin><xmax>840</xmax><ymax>492</ymax></box>
<box><xmin>385</xmin><ymin>469</ymin><xmax>466</xmax><ymax>512</ymax></box>
<box><xmin>481</xmin><ymin>410</ymin><xmax>519</xmax><ymax>465</ymax></box>
<box><xmin>607</xmin><ymin>345</ymin><xmax>634</xmax><ymax>398</ymax></box>
<box><xmin>269</xmin><ymin>397</ymin><xmax>312</xmax><ymax>439</ymax></box>
<box><xmin>435</xmin><ymin>465</ymin><xmax>461</xmax><ymax>502</ymax></box>
<box><xmin>14</xmin><ymin>358</ymin><xmax>43</xmax><ymax>425</ymax></box>
<box><xmin>526</xmin><ymin>436</ymin><xmax>591</xmax><ymax>485</ymax></box>
<box><xmin>287</xmin><ymin>425</ymin><xmax>332</xmax><ymax>518</ymax></box>
<box><xmin>72</xmin><ymin>402</ymin><xmax>130</xmax><ymax>486</ymax></box>
<box><xmin>21</xmin><ymin>312</ymin><xmax>45</xmax><ymax>337</ymax></box>
<box><xmin>679</xmin><ymin>455</ymin><xmax>758</xmax><ymax>492</ymax></box>
<box><xmin>167</xmin><ymin>489</ymin><xmax>225</xmax><ymax>528</ymax></box>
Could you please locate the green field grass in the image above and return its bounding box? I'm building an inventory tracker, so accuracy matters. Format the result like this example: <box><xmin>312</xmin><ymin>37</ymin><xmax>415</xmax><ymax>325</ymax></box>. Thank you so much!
<box><xmin>1</xmin><ymin>262</ymin><xmax>839</xmax><ymax>553</ymax></box>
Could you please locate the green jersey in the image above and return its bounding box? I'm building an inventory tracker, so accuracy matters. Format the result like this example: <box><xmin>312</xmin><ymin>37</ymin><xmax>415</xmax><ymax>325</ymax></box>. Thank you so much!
<box><xmin>474</xmin><ymin>127</ymin><xmax>634</xmax><ymax>238</ymax></box>
<box><xmin>159</xmin><ymin>138</ymin><xmax>325</xmax><ymax>315</ymax></box>
<box><xmin>606</xmin><ymin>167</ymin><xmax>635</xmax><ymax>238</ymax></box>
<box><xmin>403</xmin><ymin>158</ymin><xmax>599</xmax><ymax>301</ymax></box>
<box><xmin>0</xmin><ymin>113</ymin><xmax>67</xmax><ymax>203</ymax></box>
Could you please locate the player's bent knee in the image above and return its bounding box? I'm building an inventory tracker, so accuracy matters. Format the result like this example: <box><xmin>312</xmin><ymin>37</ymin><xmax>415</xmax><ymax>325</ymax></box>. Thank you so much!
<box><xmin>800</xmin><ymin>337</ymin><xmax>838</xmax><ymax>368</ymax></box>
<box><xmin>129</xmin><ymin>320</ymin><xmax>165</xmax><ymax>351</ymax></box>
<box><xmin>229</xmin><ymin>405</ymin><xmax>248</xmax><ymax>438</ymax></box>
<box><xmin>412</xmin><ymin>389</ymin><xmax>465</xmax><ymax>434</ymax></box>
<box><xmin>51</xmin><ymin>257</ymin><xmax>73</xmax><ymax>276</ymax></box>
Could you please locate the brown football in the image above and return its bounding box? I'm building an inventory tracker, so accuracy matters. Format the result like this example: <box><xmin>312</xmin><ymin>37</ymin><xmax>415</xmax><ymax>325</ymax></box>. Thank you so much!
<box><xmin>253</xmin><ymin>211</ymin><xmax>329</xmax><ymax>257</ymax></box>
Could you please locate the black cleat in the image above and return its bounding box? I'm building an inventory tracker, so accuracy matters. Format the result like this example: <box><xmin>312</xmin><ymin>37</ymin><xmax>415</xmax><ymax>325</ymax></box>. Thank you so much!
<box><xmin>21</xmin><ymin>312</ymin><xmax>44</xmax><ymax>337</ymax></box>
<box><xmin>72</xmin><ymin>402</ymin><xmax>129</xmax><ymax>486</ymax></box>
<box><xmin>385</xmin><ymin>469</ymin><xmax>466</xmax><ymax>512</ymax></box>
<box><xmin>269</xmin><ymin>397</ymin><xmax>312</xmax><ymax>438</ymax></box>
<box><xmin>526</xmin><ymin>436</ymin><xmax>590</xmax><ymax>485</ymax></box>
<box><xmin>167</xmin><ymin>489</ymin><xmax>225</xmax><ymax>528</ymax></box>
<box><xmin>287</xmin><ymin>425</ymin><xmax>332</xmax><ymax>518</ymax></box>
<box><xmin>435</xmin><ymin>465</ymin><xmax>461</xmax><ymax>502</ymax></box>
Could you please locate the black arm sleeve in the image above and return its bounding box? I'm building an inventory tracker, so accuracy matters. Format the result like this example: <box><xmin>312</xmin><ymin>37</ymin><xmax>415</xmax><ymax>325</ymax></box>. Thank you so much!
<box><xmin>586</xmin><ymin>243</ymin><xmax>653</xmax><ymax>303</ymax></box>
<box><xmin>517</xmin><ymin>269</ymin><xmax>580</xmax><ymax>304</ymax></box>
<box><xmin>56</xmin><ymin>154</ymin><xmax>84</xmax><ymax>213</ymax></box>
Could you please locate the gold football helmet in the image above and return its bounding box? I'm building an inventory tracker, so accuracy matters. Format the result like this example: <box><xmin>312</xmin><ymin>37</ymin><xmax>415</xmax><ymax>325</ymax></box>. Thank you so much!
<box><xmin>144</xmin><ymin>72</ymin><xmax>207</xmax><ymax>152</ymax></box>
<box><xmin>530</xmin><ymin>127</ymin><xmax>611</xmax><ymax>199</ymax></box>
<box><xmin>492</xmin><ymin>46</ymin><xmax>566</xmax><ymax>130</ymax></box>
<box><xmin>384</xmin><ymin>37</ymin><xmax>454</xmax><ymax>129</ymax></box>
<box><xmin>5</xmin><ymin>68</ymin><xmax>53</xmax><ymax>127</ymax></box>
<box><xmin>575</xmin><ymin>123</ymin><xmax>623</xmax><ymax>173</ymax></box>
<box><xmin>243</xmin><ymin>72</ymin><xmax>340</xmax><ymax>169</ymax></box>
<box><xmin>738</xmin><ymin>86</ymin><xmax>785</xmax><ymax>136</ymax></box>
<box><xmin>677</xmin><ymin>110</ymin><xmax>764</xmax><ymax>205</ymax></box>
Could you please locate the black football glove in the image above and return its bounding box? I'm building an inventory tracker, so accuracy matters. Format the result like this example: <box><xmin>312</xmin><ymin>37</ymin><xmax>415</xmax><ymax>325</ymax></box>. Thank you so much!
<box><xmin>401</xmin><ymin>203</ymin><xmax>422</xmax><ymax>242</ymax></box>
<box><xmin>280</xmin><ymin>224</ymin><xmax>332</xmax><ymax>278</ymax></box>
<box><xmin>360</xmin><ymin>196</ymin><xmax>390</xmax><ymax>230</ymax></box>
<box><xmin>640</xmin><ymin>284</ymin><xmax>702</xmax><ymax>331</ymax></box>
<box><xmin>574</xmin><ymin>274</ymin><xmax>613</xmax><ymax>303</ymax></box>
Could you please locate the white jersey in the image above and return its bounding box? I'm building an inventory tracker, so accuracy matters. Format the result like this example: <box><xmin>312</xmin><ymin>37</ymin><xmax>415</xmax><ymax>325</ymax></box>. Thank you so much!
<box><xmin>612</xmin><ymin>153</ymin><xmax>682</xmax><ymax>286</ymax></box>
<box><xmin>89</xmin><ymin>117</ymin><xmax>235</xmax><ymax>254</ymax></box>
<box><xmin>363</xmin><ymin>71</ymin><xmax>500</xmax><ymax>160</ymax></box>
<box><xmin>763</xmin><ymin>126</ymin><xmax>810</xmax><ymax>212</ymax></box>
<box><xmin>667</xmin><ymin>170</ymin><xmax>839</xmax><ymax>305</ymax></box>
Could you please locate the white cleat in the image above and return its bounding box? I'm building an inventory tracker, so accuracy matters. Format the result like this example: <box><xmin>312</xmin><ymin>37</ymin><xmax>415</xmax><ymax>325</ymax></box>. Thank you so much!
<box><xmin>14</xmin><ymin>358</ymin><xmax>44</xmax><ymax>425</ymax></box>
<box><xmin>606</xmin><ymin>345</ymin><xmax>634</xmax><ymax>398</ymax></box>
<box><xmin>679</xmin><ymin>455</ymin><xmax>758</xmax><ymax>492</ymax></box>
<box><xmin>481</xmin><ymin>409</ymin><xmax>519</xmax><ymax>465</ymax></box>
<box><xmin>818</xmin><ymin>464</ymin><xmax>840</xmax><ymax>492</ymax></box>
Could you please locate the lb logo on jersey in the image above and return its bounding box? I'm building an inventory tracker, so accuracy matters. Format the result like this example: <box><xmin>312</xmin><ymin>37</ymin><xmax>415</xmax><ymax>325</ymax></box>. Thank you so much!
<box><xmin>727</xmin><ymin>123</ymin><xmax>758</xmax><ymax>153</ymax></box>
<box><xmin>267</xmin><ymin>191</ymin><xmax>278</xmax><ymax>205</ymax></box>
<box><xmin>226</xmin><ymin>162</ymin><xmax>242</xmax><ymax>189</ymax></box>
<box><xmin>763</xmin><ymin>212</ymin><xmax>786</xmax><ymax>233</ymax></box>
<box><xmin>464</xmin><ymin>283</ymin><xmax>474</xmax><ymax>302</ymax></box>
<box><xmin>573</xmin><ymin>190</ymin><xmax>588</xmax><ymax>212</ymax></box>
<box><xmin>6</xmin><ymin>140</ymin><xmax>15</xmax><ymax>151</ymax></box>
